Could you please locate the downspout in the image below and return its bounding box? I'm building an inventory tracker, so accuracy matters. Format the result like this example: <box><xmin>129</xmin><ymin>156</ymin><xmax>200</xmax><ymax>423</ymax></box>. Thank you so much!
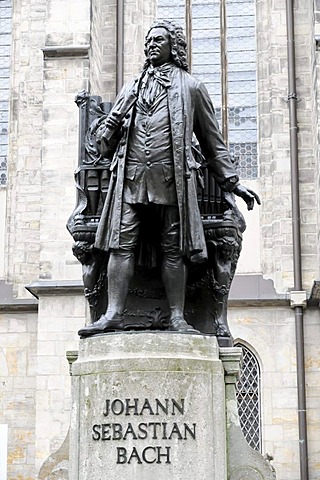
<box><xmin>220</xmin><ymin>0</ymin><xmax>228</xmax><ymax>144</ymax></box>
<box><xmin>116</xmin><ymin>0</ymin><xmax>124</xmax><ymax>94</ymax></box>
<box><xmin>185</xmin><ymin>0</ymin><xmax>192</xmax><ymax>71</ymax></box>
<box><xmin>285</xmin><ymin>1</ymin><xmax>309</xmax><ymax>479</ymax></box>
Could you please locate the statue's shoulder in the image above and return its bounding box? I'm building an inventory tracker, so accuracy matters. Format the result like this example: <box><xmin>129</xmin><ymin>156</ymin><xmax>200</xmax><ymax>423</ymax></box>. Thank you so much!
<box><xmin>174</xmin><ymin>67</ymin><xmax>200</xmax><ymax>91</ymax></box>
<box><xmin>119</xmin><ymin>77</ymin><xmax>140</xmax><ymax>96</ymax></box>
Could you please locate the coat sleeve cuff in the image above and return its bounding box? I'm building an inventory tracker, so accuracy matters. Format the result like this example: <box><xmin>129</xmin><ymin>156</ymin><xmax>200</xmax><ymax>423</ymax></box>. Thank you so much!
<box><xmin>220</xmin><ymin>176</ymin><xmax>240</xmax><ymax>192</ymax></box>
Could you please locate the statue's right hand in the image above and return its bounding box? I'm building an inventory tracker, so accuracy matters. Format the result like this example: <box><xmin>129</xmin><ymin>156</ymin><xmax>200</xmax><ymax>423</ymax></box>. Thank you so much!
<box><xmin>105</xmin><ymin>111</ymin><xmax>121</xmax><ymax>129</ymax></box>
<box><xmin>96</xmin><ymin>123</ymin><xmax>107</xmax><ymax>144</ymax></box>
<box><xmin>96</xmin><ymin>111</ymin><xmax>123</xmax><ymax>144</ymax></box>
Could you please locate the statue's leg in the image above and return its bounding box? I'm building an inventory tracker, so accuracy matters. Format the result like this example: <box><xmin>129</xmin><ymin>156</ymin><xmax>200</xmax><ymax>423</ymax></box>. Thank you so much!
<box><xmin>78</xmin><ymin>203</ymin><xmax>139</xmax><ymax>337</ymax></box>
<box><xmin>161</xmin><ymin>206</ymin><xmax>197</xmax><ymax>332</ymax></box>
<box><xmin>106</xmin><ymin>250</ymin><xmax>134</xmax><ymax>318</ymax></box>
<box><xmin>162</xmin><ymin>253</ymin><xmax>187</xmax><ymax>321</ymax></box>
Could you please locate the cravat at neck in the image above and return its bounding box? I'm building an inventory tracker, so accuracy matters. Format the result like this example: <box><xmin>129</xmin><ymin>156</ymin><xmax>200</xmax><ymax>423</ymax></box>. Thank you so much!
<box><xmin>146</xmin><ymin>63</ymin><xmax>172</xmax><ymax>88</ymax></box>
<box><xmin>140</xmin><ymin>63</ymin><xmax>172</xmax><ymax>108</ymax></box>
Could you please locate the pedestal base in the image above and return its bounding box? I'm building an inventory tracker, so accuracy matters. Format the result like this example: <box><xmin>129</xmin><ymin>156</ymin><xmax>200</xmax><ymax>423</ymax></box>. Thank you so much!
<box><xmin>70</xmin><ymin>332</ymin><xmax>276</xmax><ymax>480</ymax></box>
<box><xmin>70</xmin><ymin>333</ymin><xmax>226</xmax><ymax>480</ymax></box>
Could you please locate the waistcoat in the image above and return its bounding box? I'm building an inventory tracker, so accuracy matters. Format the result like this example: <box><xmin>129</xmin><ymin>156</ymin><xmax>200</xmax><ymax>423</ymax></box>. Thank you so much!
<box><xmin>123</xmin><ymin>88</ymin><xmax>177</xmax><ymax>205</ymax></box>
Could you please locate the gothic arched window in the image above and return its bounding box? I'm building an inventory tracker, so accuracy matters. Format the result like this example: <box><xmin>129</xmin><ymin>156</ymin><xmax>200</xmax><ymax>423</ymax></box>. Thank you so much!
<box><xmin>157</xmin><ymin>0</ymin><xmax>258</xmax><ymax>179</ymax></box>
<box><xmin>234</xmin><ymin>342</ymin><xmax>262</xmax><ymax>451</ymax></box>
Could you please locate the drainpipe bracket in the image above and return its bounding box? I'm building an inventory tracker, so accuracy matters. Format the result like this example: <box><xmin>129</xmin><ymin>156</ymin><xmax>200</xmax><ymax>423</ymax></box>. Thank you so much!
<box><xmin>284</xmin><ymin>93</ymin><xmax>301</xmax><ymax>103</ymax></box>
<box><xmin>289</xmin><ymin>290</ymin><xmax>307</xmax><ymax>308</ymax></box>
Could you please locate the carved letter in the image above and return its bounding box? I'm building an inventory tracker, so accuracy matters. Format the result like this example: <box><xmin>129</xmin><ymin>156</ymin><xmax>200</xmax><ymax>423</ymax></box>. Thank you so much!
<box><xmin>116</xmin><ymin>447</ymin><xmax>127</xmax><ymax>464</ymax></box>
<box><xmin>142</xmin><ymin>446</ymin><xmax>157</xmax><ymax>464</ymax></box>
<box><xmin>101</xmin><ymin>424</ymin><xmax>111</xmax><ymax>440</ymax></box>
<box><xmin>92</xmin><ymin>424</ymin><xmax>101</xmax><ymax>440</ymax></box>
<box><xmin>111</xmin><ymin>399</ymin><xmax>125</xmax><ymax>415</ymax></box>
<box><xmin>128</xmin><ymin>447</ymin><xmax>142</xmax><ymax>464</ymax></box>
<box><xmin>123</xmin><ymin>422</ymin><xmax>138</xmax><ymax>440</ymax></box>
<box><xmin>168</xmin><ymin>423</ymin><xmax>183</xmax><ymax>440</ymax></box>
<box><xmin>171</xmin><ymin>398</ymin><xmax>185</xmax><ymax>415</ymax></box>
<box><xmin>139</xmin><ymin>398</ymin><xmax>154</xmax><ymax>415</ymax></box>
<box><xmin>183</xmin><ymin>423</ymin><xmax>196</xmax><ymax>440</ymax></box>
<box><xmin>103</xmin><ymin>399</ymin><xmax>110</xmax><ymax>416</ymax></box>
<box><xmin>155</xmin><ymin>398</ymin><xmax>169</xmax><ymax>415</ymax></box>
<box><xmin>125</xmin><ymin>398</ymin><xmax>139</xmax><ymax>415</ymax></box>
<box><xmin>161</xmin><ymin>422</ymin><xmax>168</xmax><ymax>440</ymax></box>
<box><xmin>148</xmin><ymin>422</ymin><xmax>162</xmax><ymax>439</ymax></box>
<box><xmin>112</xmin><ymin>423</ymin><xmax>123</xmax><ymax>440</ymax></box>
<box><xmin>137</xmin><ymin>423</ymin><xmax>148</xmax><ymax>439</ymax></box>
<box><xmin>156</xmin><ymin>446</ymin><xmax>171</xmax><ymax>464</ymax></box>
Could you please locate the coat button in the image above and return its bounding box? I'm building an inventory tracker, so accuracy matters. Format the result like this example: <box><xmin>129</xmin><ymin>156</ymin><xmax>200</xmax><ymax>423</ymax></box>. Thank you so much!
<box><xmin>147</xmin><ymin>161</ymin><xmax>151</xmax><ymax>166</ymax></box>
<box><xmin>146</xmin><ymin>150</ymin><xmax>150</xmax><ymax>155</ymax></box>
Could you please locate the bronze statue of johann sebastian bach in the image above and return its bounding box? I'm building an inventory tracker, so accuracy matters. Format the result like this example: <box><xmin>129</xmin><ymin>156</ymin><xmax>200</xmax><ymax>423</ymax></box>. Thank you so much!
<box><xmin>70</xmin><ymin>20</ymin><xmax>260</xmax><ymax>339</ymax></box>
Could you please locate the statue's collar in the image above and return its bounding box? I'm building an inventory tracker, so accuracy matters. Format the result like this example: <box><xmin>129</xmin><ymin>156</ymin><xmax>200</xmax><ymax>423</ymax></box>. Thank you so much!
<box><xmin>141</xmin><ymin>62</ymin><xmax>174</xmax><ymax>89</ymax></box>
<box><xmin>147</xmin><ymin>62</ymin><xmax>174</xmax><ymax>75</ymax></box>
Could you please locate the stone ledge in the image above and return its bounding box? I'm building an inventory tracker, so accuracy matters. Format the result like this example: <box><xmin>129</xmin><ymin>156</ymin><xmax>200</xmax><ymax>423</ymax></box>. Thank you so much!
<box><xmin>0</xmin><ymin>302</ymin><xmax>38</xmax><ymax>313</ymax></box>
<box><xmin>0</xmin><ymin>274</ymin><xmax>299</xmax><ymax>310</ymax></box>
<box><xmin>24</xmin><ymin>276</ymin><xmax>291</xmax><ymax>307</ymax></box>
<box><xmin>230</xmin><ymin>274</ymin><xmax>286</xmax><ymax>299</ymax></box>
<box><xmin>26</xmin><ymin>280</ymin><xmax>84</xmax><ymax>298</ymax></box>
<box><xmin>0</xmin><ymin>280</ymin><xmax>38</xmax><ymax>312</ymax></box>
<box><xmin>42</xmin><ymin>45</ymin><xmax>90</xmax><ymax>58</ymax></box>
<box><xmin>229</xmin><ymin>274</ymin><xmax>288</xmax><ymax>306</ymax></box>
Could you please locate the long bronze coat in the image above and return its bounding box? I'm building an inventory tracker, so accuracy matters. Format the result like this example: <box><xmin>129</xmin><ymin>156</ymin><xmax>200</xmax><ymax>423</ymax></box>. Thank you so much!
<box><xmin>95</xmin><ymin>64</ymin><xmax>238</xmax><ymax>261</ymax></box>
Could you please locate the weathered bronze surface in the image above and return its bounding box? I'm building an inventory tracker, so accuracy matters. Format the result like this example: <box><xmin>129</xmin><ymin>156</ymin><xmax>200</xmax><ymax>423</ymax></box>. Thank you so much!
<box><xmin>67</xmin><ymin>20</ymin><xmax>260</xmax><ymax>344</ymax></box>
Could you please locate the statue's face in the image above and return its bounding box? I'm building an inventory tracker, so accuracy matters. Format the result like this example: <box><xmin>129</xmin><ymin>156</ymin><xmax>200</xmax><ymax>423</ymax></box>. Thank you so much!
<box><xmin>145</xmin><ymin>27</ymin><xmax>171</xmax><ymax>67</ymax></box>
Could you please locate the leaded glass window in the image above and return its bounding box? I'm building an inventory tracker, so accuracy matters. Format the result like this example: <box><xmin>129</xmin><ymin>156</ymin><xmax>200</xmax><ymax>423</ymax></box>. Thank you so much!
<box><xmin>227</xmin><ymin>0</ymin><xmax>257</xmax><ymax>179</ymax></box>
<box><xmin>0</xmin><ymin>0</ymin><xmax>12</xmax><ymax>186</ymax></box>
<box><xmin>234</xmin><ymin>342</ymin><xmax>261</xmax><ymax>451</ymax></box>
<box><xmin>157</xmin><ymin>0</ymin><xmax>258</xmax><ymax>179</ymax></box>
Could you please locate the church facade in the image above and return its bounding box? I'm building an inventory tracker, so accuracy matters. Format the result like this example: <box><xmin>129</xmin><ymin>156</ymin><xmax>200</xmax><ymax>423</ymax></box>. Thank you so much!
<box><xmin>0</xmin><ymin>0</ymin><xmax>320</xmax><ymax>478</ymax></box>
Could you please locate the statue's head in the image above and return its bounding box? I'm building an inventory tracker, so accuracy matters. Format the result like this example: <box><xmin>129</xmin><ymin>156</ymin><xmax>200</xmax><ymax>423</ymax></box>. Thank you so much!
<box><xmin>144</xmin><ymin>20</ymin><xmax>189</xmax><ymax>71</ymax></box>
<box><xmin>72</xmin><ymin>241</ymin><xmax>93</xmax><ymax>264</ymax></box>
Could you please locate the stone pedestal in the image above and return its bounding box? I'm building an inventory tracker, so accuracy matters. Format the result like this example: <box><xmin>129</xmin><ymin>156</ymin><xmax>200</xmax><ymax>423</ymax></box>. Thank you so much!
<box><xmin>70</xmin><ymin>333</ymin><xmax>227</xmax><ymax>480</ymax></box>
<box><xmin>70</xmin><ymin>333</ymin><xmax>276</xmax><ymax>480</ymax></box>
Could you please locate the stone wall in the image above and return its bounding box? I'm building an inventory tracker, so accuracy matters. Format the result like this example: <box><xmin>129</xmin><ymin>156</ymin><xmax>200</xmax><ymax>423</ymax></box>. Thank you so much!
<box><xmin>314</xmin><ymin>0</ymin><xmax>320</xmax><ymax>281</ymax></box>
<box><xmin>5</xmin><ymin>0</ymin><xmax>91</xmax><ymax>298</ymax></box>
<box><xmin>90</xmin><ymin>0</ymin><xmax>156</xmax><ymax>100</ymax></box>
<box><xmin>257</xmin><ymin>0</ymin><xmax>319</xmax><ymax>293</ymax></box>
<box><xmin>1</xmin><ymin>0</ymin><xmax>320</xmax><ymax>479</ymax></box>
<box><xmin>34</xmin><ymin>292</ymin><xmax>85</xmax><ymax>474</ymax></box>
<box><xmin>123</xmin><ymin>0</ymin><xmax>156</xmax><ymax>83</ymax></box>
<box><xmin>0</xmin><ymin>311</ymin><xmax>37</xmax><ymax>479</ymax></box>
<box><xmin>40</xmin><ymin>53</ymin><xmax>89</xmax><ymax>282</ymax></box>
<box><xmin>90</xmin><ymin>0</ymin><xmax>117</xmax><ymax>100</ymax></box>
<box><xmin>5</xmin><ymin>0</ymin><xmax>45</xmax><ymax>297</ymax></box>
<box><xmin>0</xmin><ymin>191</ymin><xmax>6</xmax><ymax>278</ymax></box>
<box><xmin>229</xmin><ymin>306</ymin><xmax>320</xmax><ymax>480</ymax></box>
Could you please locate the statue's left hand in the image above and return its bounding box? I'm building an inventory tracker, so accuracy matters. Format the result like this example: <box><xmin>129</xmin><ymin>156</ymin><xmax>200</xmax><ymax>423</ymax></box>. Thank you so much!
<box><xmin>233</xmin><ymin>184</ymin><xmax>261</xmax><ymax>210</ymax></box>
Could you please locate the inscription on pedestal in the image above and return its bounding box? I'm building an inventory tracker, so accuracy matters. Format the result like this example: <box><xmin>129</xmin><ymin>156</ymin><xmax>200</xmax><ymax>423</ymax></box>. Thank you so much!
<box><xmin>91</xmin><ymin>397</ymin><xmax>196</xmax><ymax>465</ymax></box>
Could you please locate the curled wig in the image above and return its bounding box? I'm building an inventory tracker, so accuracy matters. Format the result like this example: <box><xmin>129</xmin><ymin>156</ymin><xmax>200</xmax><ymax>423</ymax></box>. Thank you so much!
<box><xmin>144</xmin><ymin>20</ymin><xmax>189</xmax><ymax>72</ymax></box>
